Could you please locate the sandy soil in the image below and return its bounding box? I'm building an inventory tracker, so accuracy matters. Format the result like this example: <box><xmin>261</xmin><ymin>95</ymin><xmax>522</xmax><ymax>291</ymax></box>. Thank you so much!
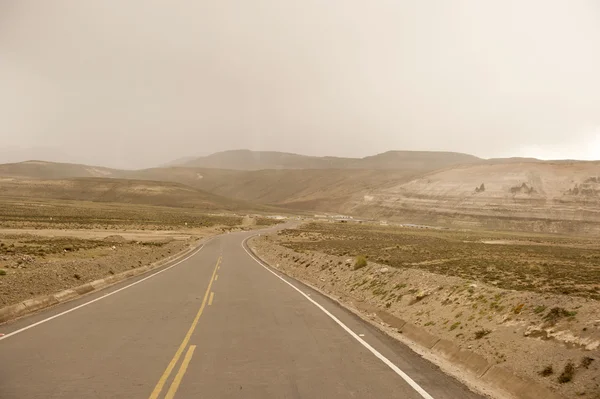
<box><xmin>0</xmin><ymin>228</ymin><xmax>203</xmax><ymax>242</ymax></box>
<box><xmin>252</xmin><ymin>234</ymin><xmax>600</xmax><ymax>399</ymax></box>
<box><xmin>0</xmin><ymin>227</ymin><xmax>221</xmax><ymax>308</ymax></box>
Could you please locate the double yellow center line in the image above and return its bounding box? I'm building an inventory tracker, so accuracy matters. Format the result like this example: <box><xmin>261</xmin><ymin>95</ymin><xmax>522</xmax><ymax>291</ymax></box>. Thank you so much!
<box><xmin>148</xmin><ymin>256</ymin><xmax>221</xmax><ymax>399</ymax></box>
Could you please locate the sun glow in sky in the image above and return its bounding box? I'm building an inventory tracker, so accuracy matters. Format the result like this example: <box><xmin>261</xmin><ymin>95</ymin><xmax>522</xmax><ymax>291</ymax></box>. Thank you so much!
<box><xmin>515</xmin><ymin>128</ymin><xmax>600</xmax><ymax>161</ymax></box>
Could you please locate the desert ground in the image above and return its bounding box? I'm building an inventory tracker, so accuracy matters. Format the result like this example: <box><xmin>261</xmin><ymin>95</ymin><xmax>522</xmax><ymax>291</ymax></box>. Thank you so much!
<box><xmin>1</xmin><ymin>150</ymin><xmax>599</xmax><ymax>398</ymax></box>
<box><xmin>2</xmin><ymin>152</ymin><xmax>599</xmax><ymax>235</ymax></box>
<box><xmin>0</xmin><ymin>197</ymin><xmax>278</xmax><ymax>308</ymax></box>
<box><xmin>251</xmin><ymin>221</ymin><xmax>600</xmax><ymax>399</ymax></box>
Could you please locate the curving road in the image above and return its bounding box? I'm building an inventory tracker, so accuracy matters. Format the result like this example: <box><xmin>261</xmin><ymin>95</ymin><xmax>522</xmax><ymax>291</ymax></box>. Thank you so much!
<box><xmin>0</xmin><ymin>227</ymin><xmax>483</xmax><ymax>399</ymax></box>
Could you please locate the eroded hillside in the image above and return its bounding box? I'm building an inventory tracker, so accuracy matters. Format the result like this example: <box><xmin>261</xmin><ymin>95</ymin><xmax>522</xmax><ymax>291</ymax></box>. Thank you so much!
<box><xmin>350</xmin><ymin>162</ymin><xmax>600</xmax><ymax>233</ymax></box>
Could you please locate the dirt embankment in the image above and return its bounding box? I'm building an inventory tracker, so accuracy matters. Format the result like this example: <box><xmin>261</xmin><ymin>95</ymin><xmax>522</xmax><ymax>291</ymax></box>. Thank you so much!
<box><xmin>251</xmin><ymin>234</ymin><xmax>600</xmax><ymax>399</ymax></box>
<box><xmin>0</xmin><ymin>232</ymin><xmax>197</xmax><ymax>308</ymax></box>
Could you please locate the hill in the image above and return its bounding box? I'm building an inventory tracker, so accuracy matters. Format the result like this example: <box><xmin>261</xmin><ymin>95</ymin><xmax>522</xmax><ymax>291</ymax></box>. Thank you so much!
<box><xmin>3</xmin><ymin>155</ymin><xmax>600</xmax><ymax>234</ymax></box>
<box><xmin>0</xmin><ymin>160</ymin><xmax>117</xmax><ymax>179</ymax></box>
<box><xmin>174</xmin><ymin>149</ymin><xmax>482</xmax><ymax>170</ymax></box>
<box><xmin>348</xmin><ymin>161</ymin><xmax>600</xmax><ymax>233</ymax></box>
<box><xmin>176</xmin><ymin>150</ymin><xmax>353</xmax><ymax>170</ymax></box>
<box><xmin>357</xmin><ymin>151</ymin><xmax>482</xmax><ymax>170</ymax></box>
<box><xmin>0</xmin><ymin>177</ymin><xmax>258</xmax><ymax>211</ymax></box>
<box><xmin>113</xmin><ymin>167</ymin><xmax>419</xmax><ymax>210</ymax></box>
<box><xmin>0</xmin><ymin>152</ymin><xmax>482</xmax><ymax>213</ymax></box>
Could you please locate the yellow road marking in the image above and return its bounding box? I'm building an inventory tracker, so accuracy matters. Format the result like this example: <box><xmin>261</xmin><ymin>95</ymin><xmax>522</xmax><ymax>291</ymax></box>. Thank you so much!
<box><xmin>164</xmin><ymin>345</ymin><xmax>196</xmax><ymax>399</ymax></box>
<box><xmin>208</xmin><ymin>292</ymin><xmax>214</xmax><ymax>306</ymax></box>
<box><xmin>214</xmin><ymin>274</ymin><xmax>219</xmax><ymax>281</ymax></box>
<box><xmin>148</xmin><ymin>257</ymin><xmax>221</xmax><ymax>399</ymax></box>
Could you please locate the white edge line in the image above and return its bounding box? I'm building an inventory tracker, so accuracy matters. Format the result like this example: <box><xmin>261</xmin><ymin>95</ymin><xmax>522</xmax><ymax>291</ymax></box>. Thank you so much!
<box><xmin>242</xmin><ymin>236</ymin><xmax>435</xmax><ymax>399</ymax></box>
<box><xmin>0</xmin><ymin>241</ymin><xmax>210</xmax><ymax>342</ymax></box>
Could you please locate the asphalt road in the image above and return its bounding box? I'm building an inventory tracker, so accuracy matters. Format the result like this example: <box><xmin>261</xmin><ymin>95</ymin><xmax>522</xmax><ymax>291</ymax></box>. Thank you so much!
<box><xmin>0</xmin><ymin>227</ymin><xmax>484</xmax><ymax>399</ymax></box>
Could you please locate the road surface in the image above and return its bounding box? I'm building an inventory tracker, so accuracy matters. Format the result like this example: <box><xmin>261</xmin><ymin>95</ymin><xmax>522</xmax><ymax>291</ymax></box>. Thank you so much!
<box><xmin>0</xmin><ymin>227</ymin><xmax>483</xmax><ymax>399</ymax></box>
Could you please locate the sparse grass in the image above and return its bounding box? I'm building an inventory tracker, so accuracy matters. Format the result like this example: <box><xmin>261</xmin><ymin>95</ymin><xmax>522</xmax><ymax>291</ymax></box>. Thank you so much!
<box><xmin>489</xmin><ymin>302</ymin><xmax>504</xmax><ymax>312</ymax></box>
<box><xmin>0</xmin><ymin>230</ymin><xmax>191</xmax><ymax>308</ymax></box>
<box><xmin>533</xmin><ymin>305</ymin><xmax>547</xmax><ymax>314</ymax></box>
<box><xmin>140</xmin><ymin>241</ymin><xmax>168</xmax><ymax>247</ymax></box>
<box><xmin>581</xmin><ymin>357</ymin><xmax>594</xmax><ymax>369</ymax></box>
<box><xmin>255</xmin><ymin>217</ymin><xmax>284</xmax><ymax>226</ymax></box>
<box><xmin>0</xmin><ymin>198</ymin><xmax>243</xmax><ymax>231</ymax></box>
<box><xmin>544</xmin><ymin>307</ymin><xmax>577</xmax><ymax>326</ymax></box>
<box><xmin>449</xmin><ymin>322</ymin><xmax>461</xmax><ymax>331</ymax></box>
<box><xmin>0</xmin><ymin>196</ymin><xmax>256</xmax><ymax>309</ymax></box>
<box><xmin>0</xmin><ymin>236</ymin><xmax>123</xmax><ymax>256</ymax></box>
<box><xmin>513</xmin><ymin>303</ymin><xmax>525</xmax><ymax>314</ymax></box>
<box><xmin>277</xmin><ymin>222</ymin><xmax>600</xmax><ymax>299</ymax></box>
<box><xmin>354</xmin><ymin>255</ymin><xmax>368</xmax><ymax>270</ymax></box>
<box><xmin>558</xmin><ymin>362</ymin><xmax>575</xmax><ymax>384</ymax></box>
<box><xmin>539</xmin><ymin>365</ymin><xmax>554</xmax><ymax>377</ymax></box>
<box><xmin>474</xmin><ymin>329</ymin><xmax>491</xmax><ymax>339</ymax></box>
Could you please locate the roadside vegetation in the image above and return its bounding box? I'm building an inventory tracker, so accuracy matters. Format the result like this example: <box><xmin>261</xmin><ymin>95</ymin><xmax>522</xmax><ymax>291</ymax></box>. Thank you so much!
<box><xmin>0</xmin><ymin>198</ymin><xmax>243</xmax><ymax>230</ymax></box>
<box><xmin>277</xmin><ymin>222</ymin><xmax>600</xmax><ymax>299</ymax></box>
<box><xmin>253</xmin><ymin>221</ymin><xmax>600</xmax><ymax>399</ymax></box>
<box><xmin>354</xmin><ymin>255</ymin><xmax>368</xmax><ymax>270</ymax></box>
<box><xmin>0</xmin><ymin>197</ymin><xmax>273</xmax><ymax>308</ymax></box>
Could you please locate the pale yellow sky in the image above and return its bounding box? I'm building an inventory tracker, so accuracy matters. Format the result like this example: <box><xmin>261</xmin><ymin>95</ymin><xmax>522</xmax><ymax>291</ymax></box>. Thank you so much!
<box><xmin>1</xmin><ymin>1</ymin><xmax>599</xmax><ymax>168</ymax></box>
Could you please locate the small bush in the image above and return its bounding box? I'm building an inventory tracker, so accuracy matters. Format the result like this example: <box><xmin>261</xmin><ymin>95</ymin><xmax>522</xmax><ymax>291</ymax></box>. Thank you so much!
<box><xmin>474</xmin><ymin>329</ymin><xmax>491</xmax><ymax>339</ymax></box>
<box><xmin>580</xmin><ymin>356</ymin><xmax>594</xmax><ymax>369</ymax></box>
<box><xmin>0</xmin><ymin>269</ymin><xmax>6</xmax><ymax>276</ymax></box>
<box><xmin>533</xmin><ymin>305</ymin><xmax>546</xmax><ymax>314</ymax></box>
<box><xmin>354</xmin><ymin>256</ymin><xmax>367</xmax><ymax>270</ymax></box>
<box><xmin>539</xmin><ymin>365</ymin><xmax>554</xmax><ymax>377</ymax></box>
<box><xmin>73</xmin><ymin>273</ymin><xmax>81</xmax><ymax>280</ymax></box>
<box><xmin>557</xmin><ymin>362</ymin><xmax>575</xmax><ymax>383</ymax></box>
<box><xmin>513</xmin><ymin>303</ymin><xmax>525</xmax><ymax>314</ymax></box>
<box><xmin>544</xmin><ymin>307</ymin><xmax>577</xmax><ymax>325</ymax></box>
<box><xmin>449</xmin><ymin>322</ymin><xmax>461</xmax><ymax>331</ymax></box>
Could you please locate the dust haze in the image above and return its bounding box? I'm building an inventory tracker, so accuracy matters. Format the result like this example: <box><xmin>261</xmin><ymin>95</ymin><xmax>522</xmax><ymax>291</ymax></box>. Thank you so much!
<box><xmin>1</xmin><ymin>1</ymin><xmax>599</xmax><ymax>169</ymax></box>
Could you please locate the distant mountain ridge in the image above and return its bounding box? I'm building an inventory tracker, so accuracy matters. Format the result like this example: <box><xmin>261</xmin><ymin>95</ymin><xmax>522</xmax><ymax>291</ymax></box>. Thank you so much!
<box><xmin>1</xmin><ymin>150</ymin><xmax>600</xmax><ymax>234</ymax></box>
<box><xmin>174</xmin><ymin>149</ymin><xmax>483</xmax><ymax>170</ymax></box>
<box><xmin>0</xmin><ymin>160</ymin><xmax>118</xmax><ymax>179</ymax></box>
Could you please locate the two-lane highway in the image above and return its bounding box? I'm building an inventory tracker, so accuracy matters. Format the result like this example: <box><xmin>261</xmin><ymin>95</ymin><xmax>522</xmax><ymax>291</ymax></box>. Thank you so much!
<box><xmin>0</xmin><ymin>228</ymin><xmax>483</xmax><ymax>398</ymax></box>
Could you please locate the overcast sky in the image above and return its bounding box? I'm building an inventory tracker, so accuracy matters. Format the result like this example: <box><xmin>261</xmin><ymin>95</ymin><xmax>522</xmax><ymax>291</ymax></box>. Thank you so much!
<box><xmin>1</xmin><ymin>1</ymin><xmax>599</xmax><ymax>169</ymax></box>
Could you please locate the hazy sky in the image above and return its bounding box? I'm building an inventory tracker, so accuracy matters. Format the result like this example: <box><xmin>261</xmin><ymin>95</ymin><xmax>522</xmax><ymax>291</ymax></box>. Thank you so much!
<box><xmin>1</xmin><ymin>1</ymin><xmax>599</xmax><ymax>168</ymax></box>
